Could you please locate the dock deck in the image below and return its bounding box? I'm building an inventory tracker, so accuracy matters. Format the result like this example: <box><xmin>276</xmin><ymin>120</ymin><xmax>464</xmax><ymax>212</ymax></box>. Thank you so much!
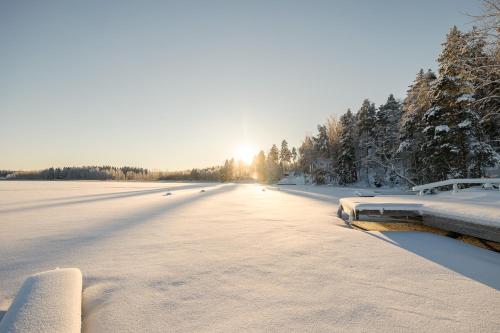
<box><xmin>338</xmin><ymin>189</ymin><xmax>500</xmax><ymax>243</ymax></box>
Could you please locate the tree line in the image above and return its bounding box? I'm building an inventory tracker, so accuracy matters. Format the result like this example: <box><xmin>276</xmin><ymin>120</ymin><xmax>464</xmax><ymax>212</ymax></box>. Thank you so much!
<box><xmin>1</xmin><ymin>165</ymin><xmax>228</xmax><ymax>182</ymax></box>
<box><xmin>241</xmin><ymin>13</ymin><xmax>499</xmax><ymax>186</ymax></box>
<box><xmin>2</xmin><ymin>166</ymin><xmax>152</xmax><ymax>181</ymax></box>
<box><xmin>291</xmin><ymin>15</ymin><xmax>499</xmax><ymax>186</ymax></box>
<box><xmin>220</xmin><ymin>140</ymin><xmax>298</xmax><ymax>184</ymax></box>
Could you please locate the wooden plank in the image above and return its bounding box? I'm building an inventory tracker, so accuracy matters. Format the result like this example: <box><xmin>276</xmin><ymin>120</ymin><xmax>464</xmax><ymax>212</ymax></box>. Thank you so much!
<box><xmin>351</xmin><ymin>221</ymin><xmax>446</xmax><ymax>234</ymax></box>
<box><xmin>422</xmin><ymin>215</ymin><xmax>500</xmax><ymax>243</ymax></box>
<box><xmin>357</xmin><ymin>215</ymin><xmax>423</xmax><ymax>223</ymax></box>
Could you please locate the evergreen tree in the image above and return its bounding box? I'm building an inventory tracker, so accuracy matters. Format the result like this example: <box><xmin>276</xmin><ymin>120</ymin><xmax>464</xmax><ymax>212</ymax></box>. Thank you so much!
<box><xmin>313</xmin><ymin>125</ymin><xmax>330</xmax><ymax>158</ymax></box>
<box><xmin>460</xmin><ymin>27</ymin><xmax>500</xmax><ymax>155</ymax></box>
<box><xmin>298</xmin><ymin>136</ymin><xmax>315</xmax><ymax>173</ymax></box>
<box><xmin>220</xmin><ymin>159</ymin><xmax>235</xmax><ymax>182</ymax></box>
<box><xmin>398</xmin><ymin>69</ymin><xmax>436</xmax><ymax>183</ymax></box>
<box><xmin>375</xmin><ymin>94</ymin><xmax>402</xmax><ymax>184</ymax></box>
<box><xmin>291</xmin><ymin>147</ymin><xmax>298</xmax><ymax>171</ymax></box>
<box><xmin>459</xmin><ymin>27</ymin><xmax>500</xmax><ymax>174</ymax></box>
<box><xmin>267</xmin><ymin>144</ymin><xmax>281</xmax><ymax>182</ymax></box>
<box><xmin>421</xmin><ymin>27</ymin><xmax>468</xmax><ymax>180</ymax></box>
<box><xmin>422</xmin><ymin>26</ymin><xmax>498</xmax><ymax>181</ymax></box>
<box><xmin>356</xmin><ymin>99</ymin><xmax>377</xmax><ymax>184</ymax></box>
<box><xmin>269</xmin><ymin>144</ymin><xmax>279</xmax><ymax>164</ymax></box>
<box><xmin>279</xmin><ymin>140</ymin><xmax>292</xmax><ymax>171</ymax></box>
<box><xmin>309</xmin><ymin>125</ymin><xmax>333</xmax><ymax>183</ymax></box>
<box><xmin>254</xmin><ymin>150</ymin><xmax>267</xmax><ymax>183</ymax></box>
<box><xmin>337</xmin><ymin>109</ymin><xmax>357</xmax><ymax>184</ymax></box>
<box><xmin>326</xmin><ymin>115</ymin><xmax>341</xmax><ymax>162</ymax></box>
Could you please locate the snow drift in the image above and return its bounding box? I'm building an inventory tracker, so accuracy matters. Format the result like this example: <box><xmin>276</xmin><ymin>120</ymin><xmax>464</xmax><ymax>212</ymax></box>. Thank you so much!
<box><xmin>0</xmin><ymin>268</ymin><xmax>82</xmax><ymax>333</ymax></box>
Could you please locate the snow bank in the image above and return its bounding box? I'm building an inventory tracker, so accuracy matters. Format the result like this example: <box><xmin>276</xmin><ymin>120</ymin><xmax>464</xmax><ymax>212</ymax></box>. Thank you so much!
<box><xmin>277</xmin><ymin>174</ymin><xmax>307</xmax><ymax>185</ymax></box>
<box><xmin>0</xmin><ymin>268</ymin><xmax>82</xmax><ymax>333</ymax></box>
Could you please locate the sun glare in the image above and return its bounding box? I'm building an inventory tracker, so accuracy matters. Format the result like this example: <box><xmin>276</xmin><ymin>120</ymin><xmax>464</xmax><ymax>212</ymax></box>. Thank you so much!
<box><xmin>234</xmin><ymin>144</ymin><xmax>257</xmax><ymax>164</ymax></box>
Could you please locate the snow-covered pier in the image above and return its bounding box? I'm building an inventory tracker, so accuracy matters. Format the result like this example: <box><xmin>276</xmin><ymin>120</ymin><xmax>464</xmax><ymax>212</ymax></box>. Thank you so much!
<box><xmin>338</xmin><ymin>188</ymin><xmax>500</xmax><ymax>243</ymax></box>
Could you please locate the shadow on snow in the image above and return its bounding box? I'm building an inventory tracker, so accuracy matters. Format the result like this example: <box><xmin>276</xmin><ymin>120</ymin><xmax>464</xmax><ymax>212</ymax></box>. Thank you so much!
<box><xmin>277</xmin><ymin>186</ymin><xmax>500</xmax><ymax>291</ymax></box>
<box><xmin>0</xmin><ymin>184</ymin><xmax>236</xmax><ymax>274</ymax></box>
<box><xmin>0</xmin><ymin>183</ymin><xmax>217</xmax><ymax>214</ymax></box>
<box><xmin>366</xmin><ymin>231</ymin><xmax>500</xmax><ymax>290</ymax></box>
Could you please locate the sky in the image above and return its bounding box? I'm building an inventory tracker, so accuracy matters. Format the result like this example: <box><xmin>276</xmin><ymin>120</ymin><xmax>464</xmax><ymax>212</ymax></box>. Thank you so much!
<box><xmin>0</xmin><ymin>0</ymin><xmax>484</xmax><ymax>170</ymax></box>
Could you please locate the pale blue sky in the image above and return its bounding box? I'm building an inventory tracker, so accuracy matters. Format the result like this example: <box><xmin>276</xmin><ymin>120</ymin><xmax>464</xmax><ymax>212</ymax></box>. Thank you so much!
<box><xmin>0</xmin><ymin>0</ymin><xmax>482</xmax><ymax>170</ymax></box>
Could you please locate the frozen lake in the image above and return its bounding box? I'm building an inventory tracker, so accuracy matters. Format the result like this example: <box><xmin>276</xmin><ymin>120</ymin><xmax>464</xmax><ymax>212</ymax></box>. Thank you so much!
<box><xmin>0</xmin><ymin>181</ymin><xmax>499</xmax><ymax>332</ymax></box>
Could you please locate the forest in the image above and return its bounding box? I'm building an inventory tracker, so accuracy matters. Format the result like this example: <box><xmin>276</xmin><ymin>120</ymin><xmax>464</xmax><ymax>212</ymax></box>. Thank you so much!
<box><xmin>250</xmin><ymin>19</ymin><xmax>499</xmax><ymax>186</ymax></box>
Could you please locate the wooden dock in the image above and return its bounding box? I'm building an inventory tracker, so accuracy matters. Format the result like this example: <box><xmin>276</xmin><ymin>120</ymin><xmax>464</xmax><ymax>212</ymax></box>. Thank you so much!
<box><xmin>337</xmin><ymin>197</ymin><xmax>500</xmax><ymax>244</ymax></box>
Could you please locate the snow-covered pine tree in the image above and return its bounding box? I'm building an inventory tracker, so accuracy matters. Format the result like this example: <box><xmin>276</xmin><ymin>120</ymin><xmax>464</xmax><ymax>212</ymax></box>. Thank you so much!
<box><xmin>221</xmin><ymin>159</ymin><xmax>235</xmax><ymax>182</ymax></box>
<box><xmin>421</xmin><ymin>27</ymin><xmax>468</xmax><ymax>181</ymax></box>
<box><xmin>486</xmin><ymin>36</ymin><xmax>500</xmax><ymax>153</ymax></box>
<box><xmin>337</xmin><ymin>109</ymin><xmax>357</xmax><ymax>184</ymax></box>
<box><xmin>279</xmin><ymin>140</ymin><xmax>292</xmax><ymax>171</ymax></box>
<box><xmin>460</xmin><ymin>27</ymin><xmax>500</xmax><ymax>156</ymax></box>
<box><xmin>422</xmin><ymin>26</ymin><xmax>498</xmax><ymax>182</ymax></box>
<box><xmin>310</xmin><ymin>125</ymin><xmax>331</xmax><ymax>183</ymax></box>
<box><xmin>465</xmin><ymin>0</ymin><xmax>500</xmax><ymax>153</ymax></box>
<box><xmin>268</xmin><ymin>144</ymin><xmax>279</xmax><ymax>164</ymax></box>
<box><xmin>326</xmin><ymin>115</ymin><xmax>341</xmax><ymax>168</ymax></box>
<box><xmin>375</xmin><ymin>94</ymin><xmax>402</xmax><ymax>185</ymax></box>
<box><xmin>291</xmin><ymin>147</ymin><xmax>298</xmax><ymax>171</ymax></box>
<box><xmin>298</xmin><ymin>136</ymin><xmax>315</xmax><ymax>174</ymax></box>
<box><xmin>267</xmin><ymin>144</ymin><xmax>281</xmax><ymax>182</ymax></box>
<box><xmin>254</xmin><ymin>150</ymin><xmax>267</xmax><ymax>183</ymax></box>
<box><xmin>356</xmin><ymin>99</ymin><xmax>377</xmax><ymax>185</ymax></box>
<box><xmin>459</xmin><ymin>27</ymin><xmax>500</xmax><ymax>175</ymax></box>
<box><xmin>398</xmin><ymin>69</ymin><xmax>436</xmax><ymax>183</ymax></box>
<box><xmin>313</xmin><ymin>125</ymin><xmax>330</xmax><ymax>158</ymax></box>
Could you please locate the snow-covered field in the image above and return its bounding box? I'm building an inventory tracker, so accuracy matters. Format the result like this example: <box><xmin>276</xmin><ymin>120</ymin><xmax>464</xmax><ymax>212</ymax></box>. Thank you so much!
<box><xmin>0</xmin><ymin>181</ymin><xmax>499</xmax><ymax>332</ymax></box>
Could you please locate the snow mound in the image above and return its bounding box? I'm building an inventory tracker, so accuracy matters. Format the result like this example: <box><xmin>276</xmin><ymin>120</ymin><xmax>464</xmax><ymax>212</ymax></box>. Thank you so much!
<box><xmin>0</xmin><ymin>268</ymin><xmax>82</xmax><ymax>333</ymax></box>
<box><xmin>277</xmin><ymin>174</ymin><xmax>306</xmax><ymax>185</ymax></box>
<box><xmin>435</xmin><ymin>125</ymin><xmax>450</xmax><ymax>133</ymax></box>
<box><xmin>458</xmin><ymin>120</ymin><xmax>471</xmax><ymax>128</ymax></box>
<box><xmin>457</xmin><ymin>93</ymin><xmax>474</xmax><ymax>102</ymax></box>
<box><xmin>355</xmin><ymin>190</ymin><xmax>377</xmax><ymax>197</ymax></box>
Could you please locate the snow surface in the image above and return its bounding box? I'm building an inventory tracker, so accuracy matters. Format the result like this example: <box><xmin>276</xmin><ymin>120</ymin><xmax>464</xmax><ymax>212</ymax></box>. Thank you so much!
<box><xmin>0</xmin><ymin>181</ymin><xmax>499</xmax><ymax>332</ymax></box>
<box><xmin>457</xmin><ymin>93</ymin><xmax>474</xmax><ymax>102</ymax></box>
<box><xmin>340</xmin><ymin>198</ymin><xmax>424</xmax><ymax>216</ymax></box>
<box><xmin>458</xmin><ymin>120</ymin><xmax>472</xmax><ymax>128</ymax></box>
<box><xmin>0</xmin><ymin>268</ymin><xmax>82</xmax><ymax>333</ymax></box>
<box><xmin>435</xmin><ymin>125</ymin><xmax>450</xmax><ymax>133</ymax></box>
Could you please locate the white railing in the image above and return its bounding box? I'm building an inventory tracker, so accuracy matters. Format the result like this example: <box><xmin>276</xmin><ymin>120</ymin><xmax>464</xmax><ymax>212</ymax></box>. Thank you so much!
<box><xmin>412</xmin><ymin>178</ymin><xmax>500</xmax><ymax>195</ymax></box>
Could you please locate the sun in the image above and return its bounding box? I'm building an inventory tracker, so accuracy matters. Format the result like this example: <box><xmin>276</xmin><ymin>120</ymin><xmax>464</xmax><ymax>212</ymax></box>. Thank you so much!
<box><xmin>234</xmin><ymin>144</ymin><xmax>257</xmax><ymax>164</ymax></box>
